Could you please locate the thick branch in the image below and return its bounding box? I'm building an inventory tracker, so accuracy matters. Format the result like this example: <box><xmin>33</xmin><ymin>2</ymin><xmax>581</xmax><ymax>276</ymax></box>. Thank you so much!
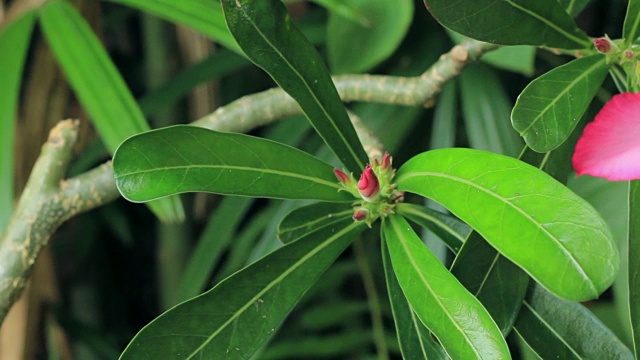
<box><xmin>0</xmin><ymin>39</ymin><xmax>496</xmax><ymax>323</ymax></box>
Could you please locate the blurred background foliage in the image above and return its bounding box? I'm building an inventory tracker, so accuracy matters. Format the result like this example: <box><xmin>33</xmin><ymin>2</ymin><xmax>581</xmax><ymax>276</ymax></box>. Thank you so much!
<box><xmin>0</xmin><ymin>0</ymin><xmax>632</xmax><ymax>358</ymax></box>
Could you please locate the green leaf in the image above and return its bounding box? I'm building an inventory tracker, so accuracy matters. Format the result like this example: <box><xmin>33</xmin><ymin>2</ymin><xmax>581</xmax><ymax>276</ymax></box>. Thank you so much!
<box><xmin>0</xmin><ymin>11</ymin><xmax>36</xmax><ymax>232</ymax></box>
<box><xmin>514</xmin><ymin>286</ymin><xmax>633</xmax><ymax>359</ymax></box>
<box><xmin>103</xmin><ymin>0</ymin><xmax>242</xmax><ymax>53</ymax></box>
<box><xmin>278</xmin><ymin>202</ymin><xmax>354</xmax><ymax>244</ymax></box>
<box><xmin>511</xmin><ymin>55</ymin><xmax>609</xmax><ymax>153</ymax></box>
<box><xmin>383</xmin><ymin>214</ymin><xmax>510</xmax><ymax>359</ymax></box>
<box><xmin>424</xmin><ymin>0</ymin><xmax>590</xmax><ymax>48</ymax></box>
<box><xmin>460</xmin><ymin>64</ymin><xmax>524</xmax><ymax>157</ymax></box>
<box><xmin>327</xmin><ymin>0</ymin><xmax>413</xmax><ymax>74</ymax></box>
<box><xmin>629</xmin><ymin>180</ymin><xmax>640</xmax><ymax>357</ymax></box>
<box><xmin>39</xmin><ymin>0</ymin><xmax>183</xmax><ymax>223</ymax></box>
<box><xmin>396</xmin><ymin>148</ymin><xmax>619</xmax><ymax>301</ymax></box>
<box><xmin>450</xmin><ymin>232</ymin><xmax>529</xmax><ymax>334</ymax></box>
<box><xmin>557</xmin><ymin>0</ymin><xmax>592</xmax><ymax>17</ymax></box>
<box><xmin>310</xmin><ymin>0</ymin><xmax>370</xmax><ymax>26</ymax></box>
<box><xmin>119</xmin><ymin>219</ymin><xmax>364</xmax><ymax>359</ymax></box>
<box><xmin>381</xmin><ymin>236</ymin><xmax>448</xmax><ymax>360</ymax></box>
<box><xmin>396</xmin><ymin>203</ymin><xmax>470</xmax><ymax>253</ymax></box>
<box><xmin>221</xmin><ymin>0</ymin><xmax>368</xmax><ymax>173</ymax></box>
<box><xmin>623</xmin><ymin>0</ymin><xmax>640</xmax><ymax>46</ymax></box>
<box><xmin>113</xmin><ymin>125</ymin><xmax>353</xmax><ymax>202</ymax></box>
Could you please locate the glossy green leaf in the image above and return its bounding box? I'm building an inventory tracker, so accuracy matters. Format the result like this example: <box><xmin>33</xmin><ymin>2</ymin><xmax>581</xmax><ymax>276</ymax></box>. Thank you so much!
<box><xmin>221</xmin><ymin>0</ymin><xmax>368</xmax><ymax>173</ymax></box>
<box><xmin>278</xmin><ymin>202</ymin><xmax>354</xmax><ymax>244</ymax></box>
<box><xmin>512</xmin><ymin>55</ymin><xmax>609</xmax><ymax>153</ymax></box>
<box><xmin>113</xmin><ymin>125</ymin><xmax>352</xmax><ymax>202</ymax></box>
<box><xmin>0</xmin><ymin>11</ymin><xmax>36</xmax><ymax>232</ymax></box>
<box><xmin>629</xmin><ymin>180</ymin><xmax>640</xmax><ymax>357</ymax></box>
<box><xmin>557</xmin><ymin>0</ymin><xmax>592</xmax><ymax>16</ymax></box>
<box><xmin>103</xmin><ymin>0</ymin><xmax>241</xmax><ymax>53</ymax></box>
<box><xmin>39</xmin><ymin>0</ymin><xmax>183</xmax><ymax>223</ymax></box>
<box><xmin>120</xmin><ymin>219</ymin><xmax>364</xmax><ymax>359</ymax></box>
<box><xmin>451</xmin><ymin>231</ymin><xmax>529</xmax><ymax>334</ymax></box>
<box><xmin>514</xmin><ymin>286</ymin><xmax>633</xmax><ymax>359</ymax></box>
<box><xmin>460</xmin><ymin>64</ymin><xmax>523</xmax><ymax>157</ymax></box>
<box><xmin>381</xmin><ymin>236</ymin><xmax>448</xmax><ymax>360</ymax></box>
<box><xmin>396</xmin><ymin>148</ymin><xmax>619</xmax><ymax>301</ymax></box>
<box><xmin>396</xmin><ymin>203</ymin><xmax>470</xmax><ymax>253</ymax></box>
<box><xmin>383</xmin><ymin>214</ymin><xmax>510</xmax><ymax>359</ymax></box>
<box><xmin>327</xmin><ymin>0</ymin><xmax>413</xmax><ymax>74</ymax></box>
<box><xmin>424</xmin><ymin>0</ymin><xmax>590</xmax><ymax>48</ymax></box>
<box><xmin>623</xmin><ymin>0</ymin><xmax>640</xmax><ymax>46</ymax></box>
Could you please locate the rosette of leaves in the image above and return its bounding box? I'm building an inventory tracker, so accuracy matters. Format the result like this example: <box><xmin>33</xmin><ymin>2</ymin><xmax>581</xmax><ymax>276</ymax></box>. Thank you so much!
<box><xmin>111</xmin><ymin>1</ymin><xmax>623</xmax><ymax>359</ymax></box>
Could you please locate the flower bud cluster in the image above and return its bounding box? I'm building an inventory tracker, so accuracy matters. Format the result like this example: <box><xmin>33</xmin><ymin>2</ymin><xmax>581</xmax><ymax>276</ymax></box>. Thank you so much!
<box><xmin>333</xmin><ymin>152</ymin><xmax>402</xmax><ymax>227</ymax></box>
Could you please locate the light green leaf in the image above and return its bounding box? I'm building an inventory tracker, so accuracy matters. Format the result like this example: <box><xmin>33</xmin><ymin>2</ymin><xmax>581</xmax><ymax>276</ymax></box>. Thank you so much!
<box><xmin>113</xmin><ymin>125</ymin><xmax>353</xmax><ymax>202</ymax></box>
<box><xmin>381</xmin><ymin>235</ymin><xmax>448</xmax><ymax>359</ymax></box>
<box><xmin>39</xmin><ymin>0</ymin><xmax>183</xmax><ymax>222</ymax></box>
<box><xmin>278</xmin><ymin>202</ymin><xmax>354</xmax><ymax>244</ymax></box>
<box><xmin>623</xmin><ymin>0</ymin><xmax>640</xmax><ymax>46</ymax></box>
<box><xmin>629</xmin><ymin>180</ymin><xmax>640</xmax><ymax>357</ymax></box>
<box><xmin>460</xmin><ymin>64</ymin><xmax>523</xmax><ymax>157</ymax></box>
<box><xmin>424</xmin><ymin>0</ymin><xmax>590</xmax><ymax>48</ymax></box>
<box><xmin>310</xmin><ymin>0</ymin><xmax>369</xmax><ymax>26</ymax></box>
<box><xmin>396</xmin><ymin>148</ymin><xmax>619</xmax><ymax>301</ymax></box>
<box><xmin>103</xmin><ymin>0</ymin><xmax>241</xmax><ymax>53</ymax></box>
<box><xmin>512</xmin><ymin>55</ymin><xmax>609</xmax><ymax>153</ymax></box>
<box><xmin>383</xmin><ymin>214</ymin><xmax>510</xmax><ymax>359</ymax></box>
<box><xmin>221</xmin><ymin>0</ymin><xmax>368</xmax><ymax>173</ymax></box>
<box><xmin>514</xmin><ymin>285</ymin><xmax>633</xmax><ymax>359</ymax></box>
<box><xmin>119</xmin><ymin>219</ymin><xmax>364</xmax><ymax>359</ymax></box>
<box><xmin>327</xmin><ymin>0</ymin><xmax>413</xmax><ymax>74</ymax></box>
<box><xmin>396</xmin><ymin>203</ymin><xmax>470</xmax><ymax>253</ymax></box>
<box><xmin>0</xmin><ymin>11</ymin><xmax>36</xmax><ymax>232</ymax></box>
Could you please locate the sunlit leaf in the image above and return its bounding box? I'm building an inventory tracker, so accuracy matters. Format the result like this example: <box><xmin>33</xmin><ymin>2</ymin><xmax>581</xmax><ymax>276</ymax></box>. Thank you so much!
<box><xmin>396</xmin><ymin>148</ymin><xmax>619</xmax><ymax>301</ymax></box>
<box><xmin>113</xmin><ymin>125</ymin><xmax>352</xmax><ymax>202</ymax></box>
<box><xmin>424</xmin><ymin>0</ymin><xmax>590</xmax><ymax>48</ymax></box>
<box><xmin>221</xmin><ymin>0</ymin><xmax>368</xmax><ymax>173</ymax></box>
<box><xmin>623</xmin><ymin>0</ymin><xmax>640</xmax><ymax>46</ymax></box>
<box><xmin>383</xmin><ymin>214</ymin><xmax>510</xmax><ymax>359</ymax></box>
<box><xmin>120</xmin><ymin>219</ymin><xmax>364</xmax><ymax>359</ymax></box>
<box><xmin>512</xmin><ymin>55</ymin><xmax>609</xmax><ymax>153</ymax></box>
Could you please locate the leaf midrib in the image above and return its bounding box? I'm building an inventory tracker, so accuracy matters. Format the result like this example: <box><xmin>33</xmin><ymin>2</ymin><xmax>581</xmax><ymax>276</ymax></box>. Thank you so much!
<box><xmin>115</xmin><ymin>164</ymin><xmax>341</xmax><ymax>190</ymax></box>
<box><xmin>517</xmin><ymin>56</ymin><xmax>605</xmax><ymax>135</ymax></box>
<box><xmin>185</xmin><ymin>221</ymin><xmax>360</xmax><ymax>359</ymax></box>
<box><xmin>233</xmin><ymin>2</ymin><xmax>365</xmax><ymax>171</ymax></box>
<box><xmin>519</xmin><ymin>301</ymin><xmax>583</xmax><ymax>359</ymax></box>
<box><xmin>397</xmin><ymin>171</ymin><xmax>597</xmax><ymax>295</ymax></box>
<box><xmin>388</xmin><ymin>217</ymin><xmax>483</xmax><ymax>358</ymax></box>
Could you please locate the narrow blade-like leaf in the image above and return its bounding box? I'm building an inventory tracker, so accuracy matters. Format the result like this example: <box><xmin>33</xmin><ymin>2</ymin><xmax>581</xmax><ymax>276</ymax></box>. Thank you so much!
<box><xmin>629</xmin><ymin>180</ymin><xmax>640</xmax><ymax>357</ymax></box>
<box><xmin>221</xmin><ymin>0</ymin><xmax>368</xmax><ymax>173</ymax></box>
<box><xmin>396</xmin><ymin>203</ymin><xmax>470</xmax><ymax>253</ymax></box>
<box><xmin>424</xmin><ymin>0</ymin><xmax>590</xmax><ymax>48</ymax></box>
<box><xmin>557</xmin><ymin>0</ymin><xmax>592</xmax><ymax>17</ymax></box>
<box><xmin>119</xmin><ymin>219</ymin><xmax>364</xmax><ymax>359</ymax></box>
<box><xmin>514</xmin><ymin>285</ymin><xmax>633</xmax><ymax>359</ymax></box>
<box><xmin>0</xmin><ymin>11</ymin><xmax>36</xmax><ymax>232</ymax></box>
<box><xmin>396</xmin><ymin>148</ymin><xmax>619</xmax><ymax>301</ymax></box>
<box><xmin>113</xmin><ymin>125</ymin><xmax>353</xmax><ymax>202</ymax></box>
<box><xmin>39</xmin><ymin>0</ymin><xmax>183</xmax><ymax>222</ymax></box>
<box><xmin>383</xmin><ymin>214</ymin><xmax>510</xmax><ymax>359</ymax></box>
<box><xmin>512</xmin><ymin>55</ymin><xmax>609</xmax><ymax>152</ymax></box>
<box><xmin>278</xmin><ymin>202</ymin><xmax>354</xmax><ymax>244</ymax></box>
<box><xmin>624</xmin><ymin>0</ymin><xmax>640</xmax><ymax>46</ymax></box>
<box><xmin>104</xmin><ymin>0</ymin><xmax>241</xmax><ymax>53</ymax></box>
<box><xmin>381</xmin><ymin>236</ymin><xmax>448</xmax><ymax>360</ymax></box>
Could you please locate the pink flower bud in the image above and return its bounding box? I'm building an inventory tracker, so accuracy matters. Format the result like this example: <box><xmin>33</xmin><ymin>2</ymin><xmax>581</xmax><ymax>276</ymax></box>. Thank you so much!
<box><xmin>358</xmin><ymin>165</ymin><xmax>380</xmax><ymax>199</ymax></box>
<box><xmin>594</xmin><ymin>38</ymin><xmax>612</xmax><ymax>53</ymax></box>
<box><xmin>352</xmin><ymin>209</ymin><xmax>368</xmax><ymax>221</ymax></box>
<box><xmin>333</xmin><ymin>168</ymin><xmax>352</xmax><ymax>185</ymax></box>
<box><xmin>381</xmin><ymin>152</ymin><xmax>391</xmax><ymax>171</ymax></box>
<box><xmin>626</xmin><ymin>50</ymin><xmax>634</xmax><ymax>58</ymax></box>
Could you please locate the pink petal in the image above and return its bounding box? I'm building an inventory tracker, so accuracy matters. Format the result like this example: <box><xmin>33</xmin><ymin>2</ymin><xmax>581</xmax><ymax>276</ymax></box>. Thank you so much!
<box><xmin>572</xmin><ymin>92</ymin><xmax>640</xmax><ymax>181</ymax></box>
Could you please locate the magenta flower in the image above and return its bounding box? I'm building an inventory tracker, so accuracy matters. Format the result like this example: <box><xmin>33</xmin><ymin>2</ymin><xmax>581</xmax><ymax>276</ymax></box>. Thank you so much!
<box><xmin>572</xmin><ymin>92</ymin><xmax>640</xmax><ymax>181</ymax></box>
<box><xmin>358</xmin><ymin>165</ymin><xmax>380</xmax><ymax>200</ymax></box>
